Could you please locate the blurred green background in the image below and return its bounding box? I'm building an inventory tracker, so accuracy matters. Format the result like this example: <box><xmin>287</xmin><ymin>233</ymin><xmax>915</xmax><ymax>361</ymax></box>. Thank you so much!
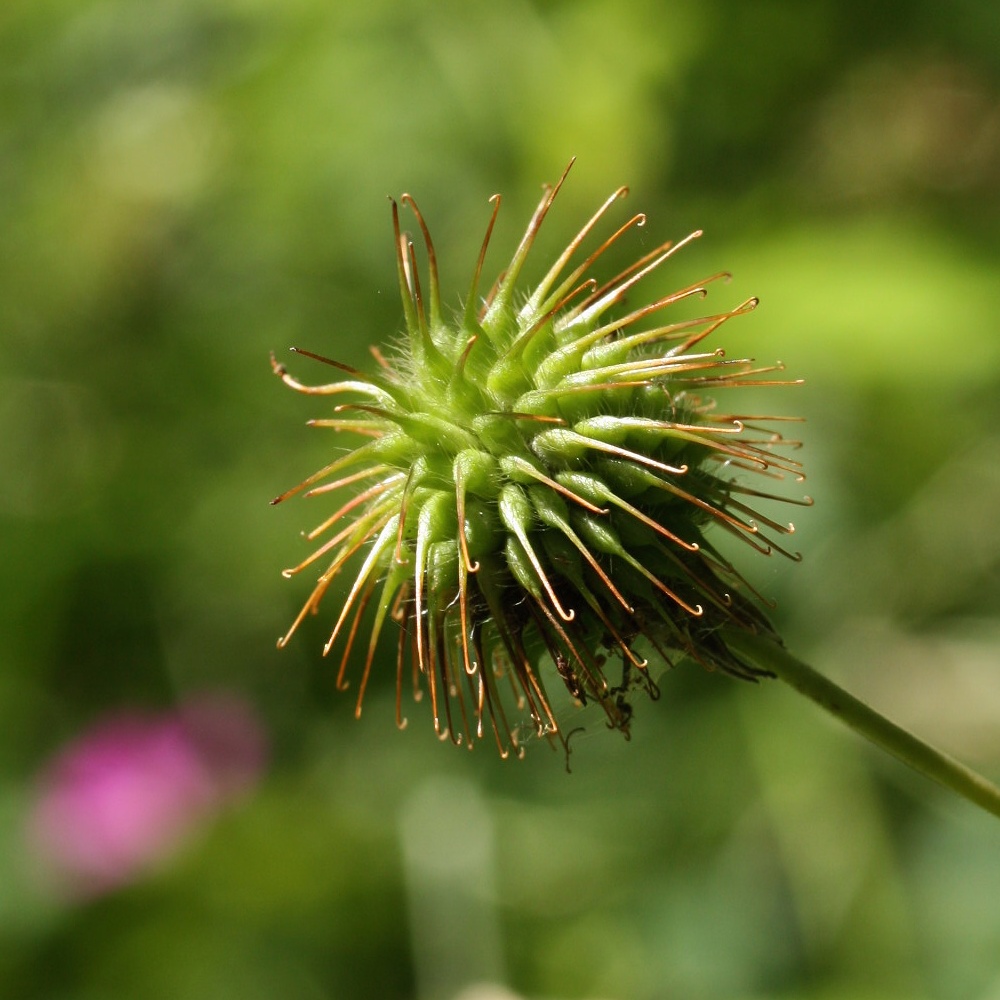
<box><xmin>3</xmin><ymin>0</ymin><xmax>1000</xmax><ymax>997</ymax></box>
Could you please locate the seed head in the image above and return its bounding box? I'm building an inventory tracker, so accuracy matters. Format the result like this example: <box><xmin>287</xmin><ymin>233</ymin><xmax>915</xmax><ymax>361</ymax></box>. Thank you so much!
<box><xmin>272</xmin><ymin>162</ymin><xmax>810</xmax><ymax>758</ymax></box>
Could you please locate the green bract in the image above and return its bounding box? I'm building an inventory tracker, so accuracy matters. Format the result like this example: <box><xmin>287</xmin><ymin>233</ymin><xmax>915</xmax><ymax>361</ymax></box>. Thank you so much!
<box><xmin>273</xmin><ymin>163</ymin><xmax>809</xmax><ymax>757</ymax></box>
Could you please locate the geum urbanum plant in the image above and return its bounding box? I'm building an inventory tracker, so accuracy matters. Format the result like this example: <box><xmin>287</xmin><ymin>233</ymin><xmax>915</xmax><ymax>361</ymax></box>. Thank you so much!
<box><xmin>272</xmin><ymin>162</ymin><xmax>1000</xmax><ymax>817</ymax></box>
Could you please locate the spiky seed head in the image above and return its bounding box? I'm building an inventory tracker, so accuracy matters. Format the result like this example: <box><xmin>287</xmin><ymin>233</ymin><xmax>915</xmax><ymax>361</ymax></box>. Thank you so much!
<box><xmin>272</xmin><ymin>162</ymin><xmax>810</xmax><ymax>758</ymax></box>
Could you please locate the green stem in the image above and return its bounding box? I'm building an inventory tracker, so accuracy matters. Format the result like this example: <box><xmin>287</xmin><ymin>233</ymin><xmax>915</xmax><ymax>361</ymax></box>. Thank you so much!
<box><xmin>722</xmin><ymin>627</ymin><xmax>1000</xmax><ymax>820</ymax></box>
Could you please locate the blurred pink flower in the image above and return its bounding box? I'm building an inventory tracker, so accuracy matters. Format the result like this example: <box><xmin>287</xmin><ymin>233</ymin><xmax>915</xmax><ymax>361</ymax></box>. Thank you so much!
<box><xmin>27</xmin><ymin>694</ymin><xmax>266</xmax><ymax>897</ymax></box>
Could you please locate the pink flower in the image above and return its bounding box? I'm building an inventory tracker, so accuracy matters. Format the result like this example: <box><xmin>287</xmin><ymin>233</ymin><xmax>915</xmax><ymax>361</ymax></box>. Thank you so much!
<box><xmin>27</xmin><ymin>694</ymin><xmax>266</xmax><ymax>897</ymax></box>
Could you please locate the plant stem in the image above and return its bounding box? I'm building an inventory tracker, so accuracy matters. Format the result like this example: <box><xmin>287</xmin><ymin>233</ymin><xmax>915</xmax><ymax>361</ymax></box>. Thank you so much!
<box><xmin>722</xmin><ymin>627</ymin><xmax>1000</xmax><ymax>820</ymax></box>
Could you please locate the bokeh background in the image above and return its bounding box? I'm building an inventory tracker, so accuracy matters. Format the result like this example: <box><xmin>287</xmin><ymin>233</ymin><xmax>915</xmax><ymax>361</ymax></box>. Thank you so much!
<box><xmin>3</xmin><ymin>0</ymin><xmax>1000</xmax><ymax>997</ymax></box>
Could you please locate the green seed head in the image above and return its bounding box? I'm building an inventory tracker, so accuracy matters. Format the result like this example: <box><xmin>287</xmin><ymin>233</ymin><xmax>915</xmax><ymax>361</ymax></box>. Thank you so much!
<box><xmin>272</xmin><ymin>162</ymin><xmax>810</xmax><ymax>757</ymax></box>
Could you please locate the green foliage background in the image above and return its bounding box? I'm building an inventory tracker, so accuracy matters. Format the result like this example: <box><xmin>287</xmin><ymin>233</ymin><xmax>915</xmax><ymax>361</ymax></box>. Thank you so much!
<box><xmin>2</xmin><ymin>0</ymin><xmax>1000</xmax><ymax>997</ymax></box>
